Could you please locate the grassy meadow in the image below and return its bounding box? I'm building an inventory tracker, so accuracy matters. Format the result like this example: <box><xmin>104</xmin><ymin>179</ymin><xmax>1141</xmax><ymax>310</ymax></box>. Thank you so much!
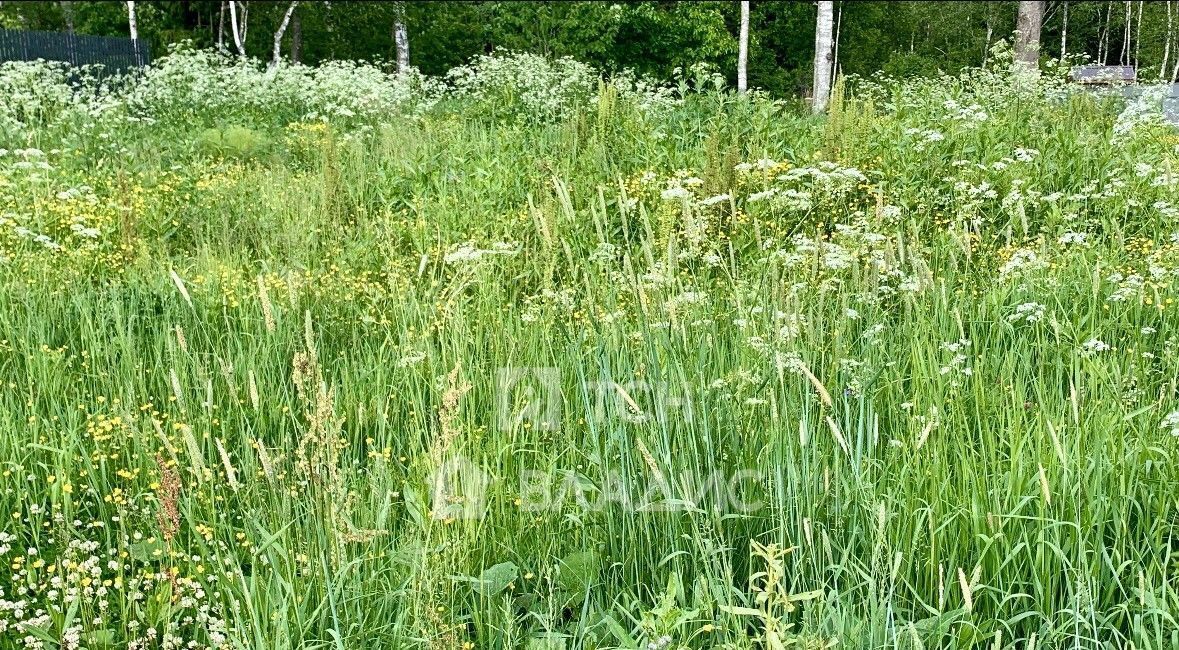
<box><xmin>1</xmin><ymin>50</ymin><xmax>1179</xmax><ymax>649</ymax></box>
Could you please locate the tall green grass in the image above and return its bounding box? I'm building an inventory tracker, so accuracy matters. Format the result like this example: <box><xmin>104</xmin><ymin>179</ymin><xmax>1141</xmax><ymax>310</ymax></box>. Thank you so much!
<box><xmin>0</xmin><ymin>53</ymin><xmax>1178</xmax><ymax>649</ymax></box>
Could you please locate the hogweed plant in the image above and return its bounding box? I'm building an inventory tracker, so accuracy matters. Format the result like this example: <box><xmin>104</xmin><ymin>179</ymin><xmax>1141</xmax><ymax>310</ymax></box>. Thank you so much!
<box><xmin>0</xmin><ymin>44</ymin><xmax>1178</xmax><ymax>649</ymax></box>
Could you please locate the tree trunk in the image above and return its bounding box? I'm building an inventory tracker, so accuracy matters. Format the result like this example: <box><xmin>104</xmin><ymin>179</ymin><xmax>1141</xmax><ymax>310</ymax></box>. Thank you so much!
<box><xmin>1172</xmin><ymin>51</ymin><xmax>1179</xmax><ymax>84</ymax></box>
<box><xmin>832</xmin><ymin>1</ymin><xmax>842</xmax><ymax>83</ymax></box>
<box><xmin>1164</xmin><ymin>1</ymin><xmax>1173</xmax><ymax>81</ymax></box>
<box><xmin>1120</xmin><ymin>0</ymin><xmax>1130</xmax><ymax>65</ymax></box>
<box><xmin>290</xmin><ymin>9</ymin><xmax>302</xmax><ymax>63</ymax></box>
<box><xmin>393</xmin><ymin>1</ymin><xmax>410</xmax><ymax>74</ymax></box>
<box><xmin>127</xmin><ymin>1</ymin><xmax>138</xmax><ymax>40</ymax></box>
<box><xmin>812</xmin><ymin>0</ymin><xmax>834</xmax><ymax>113</ymax></box>
<box><xmin>1060</xmin><ymin>0</ymin><xmax>1068</xmax><ymax>60</ymax></box>
<box><xmin>126</xmin><ymin>1</ymin><xmax>142</xmax><ymax>65</ymax></box>
<box><xmin>60</xmin><ymin>1</ymin><xmax>74</xmax><ymax>33</ymax></box>
<box><xmin>1014</xmin><ymin>1</ymin><xmax>1044</xmax><ymax>72</ymax></box>
<box><xmin>983</xmin><ymin>17</ymin><xmax>993</xmax><ymax>66</ymax></box>
<box><xmin>218</xmin><ymin>1</ymin><xmax>225</xmax><ymax>52</ymax></box>
<box><xmin>229</xmin><ymin>0</ymin><xmax>246</xmax><ymax>56</ymax></box>
<box><xmin>271</xmin><ymin>1</ymin><xmax>298</xmax><ymax>67</ymax></box>
<box><xmin>1134</xmin><ymin>0</ymin><xmax>1142</xmax><ymax>68</ymax></box>
<box><xmin>737</xmin><ymin>1</ymin><xmax>749</xmax><ymax>92</ymax></box>
<box><xmin>1099</xmin><ymin>1</ymin><xmax>1111</xmax><ymax>64</ymax></box>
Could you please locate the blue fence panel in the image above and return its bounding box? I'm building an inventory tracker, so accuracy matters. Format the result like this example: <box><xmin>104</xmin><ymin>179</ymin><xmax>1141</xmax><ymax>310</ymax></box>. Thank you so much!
<box><xmin>0</xmin><ymin>29</ymin><xmax>150</xmax><ymax>74</ymax></box>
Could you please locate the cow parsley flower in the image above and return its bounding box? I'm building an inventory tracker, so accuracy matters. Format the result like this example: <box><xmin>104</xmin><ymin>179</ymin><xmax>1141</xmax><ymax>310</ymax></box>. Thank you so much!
<box><xmin>1161</xmin><ymin>410</ymin><xmax>1179</xmax><ymax>436</ymax></box>
<box><xmin>1007</xmin><ymin>302</ymin><xmax>1046</xmax><ymax>323</ymax></box>
<box><xmin>1080</xmin><ymin>338</ymin><xmax>1111</xmax><ymax>355</ymax></box>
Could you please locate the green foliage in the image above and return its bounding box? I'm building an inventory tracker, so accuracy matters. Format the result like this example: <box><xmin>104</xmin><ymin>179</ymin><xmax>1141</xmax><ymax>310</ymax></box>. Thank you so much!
<box><xmin>5</xmin><ymin>1</ymin><xmax>1179</xmax><ymax>98</ymax></box>
<box><xmin>3</xmin><ymin>37</ymin><xmax>1179</xmax><ymax>650</ymax></box>
<box><xmin>196</xmin><ymin>124</ymin><xmax>271</xmax><ymax>159</ymax></box>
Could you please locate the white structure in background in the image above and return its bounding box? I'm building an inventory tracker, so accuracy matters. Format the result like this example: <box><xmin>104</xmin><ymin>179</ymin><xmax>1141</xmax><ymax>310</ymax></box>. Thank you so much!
<box><xmin>812</xmin><ymin>0</ymin><xmax>834</xmax><ymax>113</ymax></box>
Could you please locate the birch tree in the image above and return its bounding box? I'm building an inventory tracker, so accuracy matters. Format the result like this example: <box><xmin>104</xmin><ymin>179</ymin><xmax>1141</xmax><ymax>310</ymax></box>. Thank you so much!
<box><xmin>812</xmin><ymin>0</ymin><xmax>834</xmax><ymax>113</ymax></box>
<box><xmin>984</xmin><ymin>11</ymin><xmax>994</xmax><ymax>66</ymax></box>
<box><xmin>393</xmin><ymin>1</ymin><xmax>410</xmax><ymax>74</ymax></box>
<box><xmin>217</xmin><ymin>1</ymin><xmax>226</xmax><ymax>52</ymax></box>
<box><xmin>1014</xmin><ymin>1</ymin><xmax>1044</xmax><ymax>72</ymax></box>
<box><xmin>1134</xmin><ymin>0</ymin><xmax>1142</xmax><ymax>68</ymax></box>
<box><xmin>1163</xmin><ymin>1</ymin><xmax>1173</xmax><ymax>81</ymax></box>
<box><xmin>1099</xmin><ymin>1</ymin><xmax>1111</xmax><ymax>64</ymax></box>
<box><xmin>832</xmin><ymin>1</ymin><xmax>842</xmax><ymax>83</ymax></box>
<box><xmin>737</xmin><ymin>1</ymin><xmax>749</xmax><ymax>92</ymax></box>
<box><xmin>1172</xmin><ymin>30</ymin><xmax>1179</xmax><ymax>83</ymax></box>
<box><xmin>290</xmin><ymin>9</ymin><xmax>302</xmax><ymax>63</ymax></box>
<box><xmin>1120</xmin><ymin>0</ymin><xmax>1130</xmax><ymax>65</ymax></box>
<box><xmin>229</xmin><ymin>0</ymin><xmax>248</xmax><ymax>56</ymax></box>
<box><xmin>126</xmin><ymin>1</ymin><xmax>142</xmax><ymax>65</ymax></box>
<box><xmin>271</xmin><ymin>1</ymin><xmax>298</xmax><ymax>67</ymax></box>
<box><xmin>60</xmin><ymin>1</ymin><xmax>74</xmax><ymax>33</ymax></box>
<box><xmin>1060</xmin><ymin>0</ymin><xmax>1068</xmax><ymax>60</ymax></box>
<box><xmin>126</xmin><ymin>1</ymin><xmax>137</xmax><ymax>40</ymax></box>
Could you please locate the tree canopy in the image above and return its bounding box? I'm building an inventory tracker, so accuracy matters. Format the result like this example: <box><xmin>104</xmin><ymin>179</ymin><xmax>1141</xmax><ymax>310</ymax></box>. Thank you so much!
<box><xmin>1</xmin><ymin>1</ymin><xmax>1174</xmax><ymax>95</ymax></box>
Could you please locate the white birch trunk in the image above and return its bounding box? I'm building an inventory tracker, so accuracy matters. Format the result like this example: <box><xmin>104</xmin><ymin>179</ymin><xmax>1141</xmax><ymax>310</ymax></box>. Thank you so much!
<box><xmin>812</xmin><ymin>0</ymin><xmax>834</xmax><ymax>113</ymax></box>
<box><xmin>217</xmin><ymin>1</ymin><xmax>225</xmax><ymax>52</ymax></box>
<box><xmin>1172</xmin><ymin>42</ymin><xmax>1179</xmax><ymax>83</ymax></box>
<box><xmin>1121</xmin><ymin>0</ymin><xmax>1130</xmax><ymax>65</ymax></box>
<box><xmin>126</xmin><ymin>1</ymin><xmax>137</xmax><ymax>40</ymax></box>
<box><xmin>61</xmin><ymin>1</ymin><xmax>74</xmax><ymax>33</ymax></box>
<box><xmin>737</xmin><ymin>1</ymin><xmax>749</xmax><ymax>92</ymax></box>
<box><xmin>1014</xmin><ymin>1</ymin><xmax>1044</xmax><ymax>72</ymax></box>
<box><xmin>393</xmin><ymin>2</ymin><xmax>409</xmax><ymax>74</ymax></box>
<box><xmin>1164</xmin><ymin>2</ymin><xmax>1174</xmax><ymax>82</ymax></box>
<box><xmin>1134</xmin><ymin>0</ymin><xmax>1142</xmax><ymax>68</ymax></box>
<box><xmin>1099</xmin><ymin>1</ymin><xmax>1111</xmax><ymax>64</ymax></box>
<box><xmin>126</xmin><ymin>1</ymin><xmax>141</xmax><ymax>65</ymax></box>
<box><xmin>271</xmin><ymin>1</ymin><xmax>298</xmax><ymax>67</ymax></box>
<box><xmin>832</xmin><ymin>0</ymin><xmax>842</xmax><ymax>82</ymax></box>
<box><xmin>1060</xmin><ymin>0</ymin><xmax>1068</xmax><ymax>60</ymax></box>
<box><xmin>229</xmin><ymin>1</ymin><xmax>250</xmax><ymax>56</ymax></box>
<box><xmin>984</xmin><ymin>19</ymin><xmax>993</xmax><ymax>66</ymax></box>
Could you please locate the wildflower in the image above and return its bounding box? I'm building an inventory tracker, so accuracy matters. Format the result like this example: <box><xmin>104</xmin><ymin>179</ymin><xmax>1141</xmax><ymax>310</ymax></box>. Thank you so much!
<box><xmin>443</xmin><ymin>241</ymin><xmax>518</xmax><ymax>265</ymax></box>
<box><xmin>398</xmin><ymin>351</ymin><xmax>427</xmax><ymax>367</ymax></box>
<box><xmin>1161</xmin><ymin>410</ymin><xmax>1179</xmax><ymax>436</ymax></box>
<box><xmin>1080</xmin><ymin>338</ymin><xmax>1111</xmax><ymax>355</ymax></box>
<box><xmin>1007</xmin><ymin>302</ymin><xmax>1046</xmax><ymax>323</ymax></box>
<box><xmin>1014</xmin><ymin>147</ymin><xmax>1040</xmax><ymax>161</ymax></box>
<box><xmin>1000</xmin><ymin>249</ymin><xmax>1046</xmax><ymax>279</ymax></box>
